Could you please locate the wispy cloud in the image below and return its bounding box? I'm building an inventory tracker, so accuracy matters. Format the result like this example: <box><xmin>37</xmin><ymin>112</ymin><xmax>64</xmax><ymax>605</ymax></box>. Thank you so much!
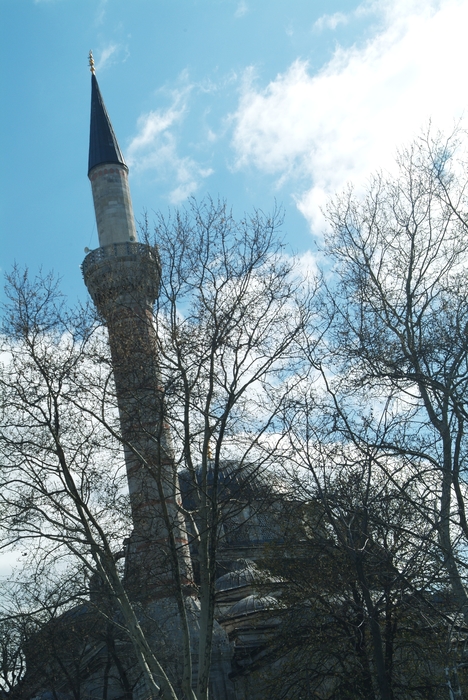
<box><xmin>235</xmin><ymin>1</ymin><xmax>248</xmax><ymax>19</ymax></box>
<box><xmin>231</xmin><ymin>0</ymin><xmax>468</xmax><ymax>234</ymax></box>
<box><xmin>94</xmin><ymin>42</ymin><xmax>129</xmax><ymax>72</ymax></box>
<box><xmin>313</xmin><ymin>11</ymin><xmax>349</xmax><ymax>31</ymax></box>
<box><xmin>95</xmin><ymin>0</ymin><xmax>108</xmax><ymax>25</ymax></box>
<box><xmin>127</xmin><ymin>88</ymin><xmax>213</xmax><ymax>204</ymax></box>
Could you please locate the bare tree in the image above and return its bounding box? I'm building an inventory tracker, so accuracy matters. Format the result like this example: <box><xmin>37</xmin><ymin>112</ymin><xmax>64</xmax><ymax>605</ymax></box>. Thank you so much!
<box><xmin>283</xmin><ymin>127</ymin><xmax>468</xmax><ymax>698</ymax></box>
<box><xmin>148</xmin><ymin>198</ymin><xmax>313</xmax><ymax>696</ymax></box>
<box><xmin>0</xmin><ymin>199</ymin><xmax>313</xmax><ymax>700</ymax></box>
<box><xmin>264</xmin><ymin>431</ymin><xmax>458</xmax><ymax>700</ymax></box>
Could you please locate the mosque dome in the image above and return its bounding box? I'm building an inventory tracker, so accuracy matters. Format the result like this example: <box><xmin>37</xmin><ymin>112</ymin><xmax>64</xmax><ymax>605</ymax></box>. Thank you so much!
<box><xmin>178</xmin><ymin>460</ymin><xmax>279</xmax><ymax>509</ymax></box>
<box><xmin>215</xmin><ymin>561</ymin><xmax>259</xmax><ymax>592</ymax></box>
<box><xmin>226</xmin><ymin>594</ymin><xmax>279</xmax><ymax>618</ymax></box>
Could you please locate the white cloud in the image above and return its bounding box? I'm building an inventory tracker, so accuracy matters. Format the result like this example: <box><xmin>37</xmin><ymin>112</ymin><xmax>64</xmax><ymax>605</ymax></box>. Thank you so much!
<box><xmin>127</xmin><ymin>89</ymin><xmax>213</xmax><ymax>204</ymax></box>
<box><xmin>295</xmin><ymin>250</ymin><xmax>319</xmax><ymax>281</ymax></box>
<box><xmin>95</xmin><ymin>42</ymin><xmax>129</xmax><ymax>72</ymax></box>
<box><xmin>313</xmin><ymin>11</ymin><xmax>349</xmax><ymax>31</ymax></box>
<box><xmin>235</xmin><ymin>1</ymin><xmax>248</xmax><ymax>18</ymax></box>
<box><xmin>231</xmin><ymin>0</ymin><xmax>468</xmax><ymax>235</ymax></box>
<box><xmin>94</xmin><ymin>0</ymin><xmax>108</xmax><ymax>25</ymax></box>
<box><xmin>0</xmin><ymin>551</ymin><xmax>21</xmax><ymax>580</ymax></box>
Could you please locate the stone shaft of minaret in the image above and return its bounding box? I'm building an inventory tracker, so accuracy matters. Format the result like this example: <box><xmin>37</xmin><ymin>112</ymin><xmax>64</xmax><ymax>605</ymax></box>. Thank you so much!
<box><xmin>82</xmin><ymin>69</ymin><xmax>193</xmax><ymax>600</ymax></box>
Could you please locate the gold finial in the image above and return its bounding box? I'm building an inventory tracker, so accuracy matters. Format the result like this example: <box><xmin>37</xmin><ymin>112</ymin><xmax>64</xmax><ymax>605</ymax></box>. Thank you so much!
<box><xmin>89</xmin><ymin>50</ymin><xmax>95</xmax><ymax>75</ymax></box>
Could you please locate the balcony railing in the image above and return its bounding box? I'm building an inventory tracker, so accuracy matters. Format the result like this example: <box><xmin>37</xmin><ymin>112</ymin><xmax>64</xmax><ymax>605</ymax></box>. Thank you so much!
<box><xmin>81</xmin><ymin>242</ymin><xmax>160</xmax><ymax>277</ymax></box>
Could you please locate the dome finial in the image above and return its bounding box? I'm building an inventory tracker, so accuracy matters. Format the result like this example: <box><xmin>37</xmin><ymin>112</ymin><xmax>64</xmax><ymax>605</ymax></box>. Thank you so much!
<box><xmin>89</xmin><ymin>50</ymin><xmax>95</xmax><ymax>75</ymax></box>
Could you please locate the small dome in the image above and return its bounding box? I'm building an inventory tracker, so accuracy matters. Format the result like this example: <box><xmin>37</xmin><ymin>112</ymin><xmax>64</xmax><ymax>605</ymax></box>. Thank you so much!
<box><xmin>215</xmin><ymin>562</ymin><xmax>258</xmax><ymax>592</ymax></box>
<box><xmin>227</xmin><ymin>594</ymin><xmax>278</xmax><ymax>618</ymax></box>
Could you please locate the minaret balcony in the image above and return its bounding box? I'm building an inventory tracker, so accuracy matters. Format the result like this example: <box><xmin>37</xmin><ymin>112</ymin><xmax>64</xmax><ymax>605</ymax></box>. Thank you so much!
<box><xmin>81</xmin><ymin>240</ymin><xmax>159</xmax><ymax>274</ymax></box>
<box><xmin>82</xmin><ymin>241</ymin><xmax>161</xmax><ymax>311</ymax></box>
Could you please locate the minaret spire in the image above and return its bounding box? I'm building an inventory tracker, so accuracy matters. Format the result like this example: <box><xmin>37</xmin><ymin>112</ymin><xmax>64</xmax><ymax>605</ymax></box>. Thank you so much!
<box><xmin>86</xmin><ymin>57</ymin><xmax>136</xmax><ymax>247</ymax></box>
<box><xmin>88</xmin><ymin>66</ymin><xmax>127</xmax><ymax>176</ymax></box>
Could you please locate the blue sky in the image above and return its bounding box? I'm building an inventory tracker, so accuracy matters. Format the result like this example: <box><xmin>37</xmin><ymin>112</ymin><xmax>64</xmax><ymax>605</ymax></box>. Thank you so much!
<box><xmin>1</xmin><ymin>0</ymin><xmax>468</xmax><ymax>303</ymax></box>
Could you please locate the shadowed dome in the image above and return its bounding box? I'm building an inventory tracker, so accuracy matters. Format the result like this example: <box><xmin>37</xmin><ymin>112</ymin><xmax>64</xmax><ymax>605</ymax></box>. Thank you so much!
<box><xmin>179</xmin><ymin>460</ymin><xmax>279</xmax><ymax>509</ymax></box>
<box><xmin>215</xmin><ymin>561</ymin><xmax>259</xmax><ymax>592</ymax></box>
<box><xmin>227</xmin><ymin>594</ymin><xmax>279</xmax><ymax>618</ymax></box>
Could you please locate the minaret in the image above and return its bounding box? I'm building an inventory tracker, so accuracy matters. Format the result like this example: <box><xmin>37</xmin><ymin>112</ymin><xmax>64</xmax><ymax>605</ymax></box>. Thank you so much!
<box><xmin>82</xmin><ymin>52</ymin><xmax>193</xmax><ymax>600</ymax></box>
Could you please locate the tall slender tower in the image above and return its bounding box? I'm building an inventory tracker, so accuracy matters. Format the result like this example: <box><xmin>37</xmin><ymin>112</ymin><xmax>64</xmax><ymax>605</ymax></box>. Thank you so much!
<box><xmin>82</xmin><ymin>53</ymin><xmax>192</xmax><ymax>600</ymax></box>
<box><xmin>82</xmin><ymin>57</ymin><xmax>235</xmax><ymax>699</ymax></box>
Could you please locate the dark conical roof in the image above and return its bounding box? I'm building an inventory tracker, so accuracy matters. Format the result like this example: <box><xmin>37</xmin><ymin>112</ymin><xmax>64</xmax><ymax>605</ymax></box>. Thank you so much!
<box><xmin>88</xmin><ymin>74</ymin><xmax>127</xmax><ymax>175</ymax></box>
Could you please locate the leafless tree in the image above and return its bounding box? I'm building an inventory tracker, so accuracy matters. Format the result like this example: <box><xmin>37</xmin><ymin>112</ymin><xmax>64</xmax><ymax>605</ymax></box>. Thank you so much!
<box><xmin>148</xmin><ymin>198</ymin><xmax>314</xmax><ymax>696</ymax></box>
<box><xmin>263</xmin><ymin>433</ymin><xmax>459</xmax><ymax>700</ymax></box>
<box><xmin>280</xmin><ymin>127</ymin><xmax>468</xmax><ymax>699</ymax></box>
<box><xmin>0</xmin><ymin>199</ymin><xmax>313</xmax><ymax>700</ymax></box>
